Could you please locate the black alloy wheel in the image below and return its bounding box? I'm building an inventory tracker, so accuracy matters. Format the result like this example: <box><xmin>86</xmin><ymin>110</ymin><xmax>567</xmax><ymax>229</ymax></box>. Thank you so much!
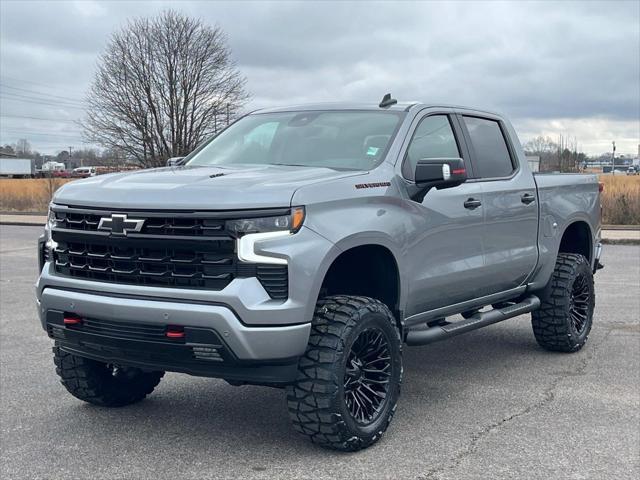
<box><xmin>569</xmin><ymin>272</ymin><xmax>591</xmax><ymax>334</ymax></box>
<box><xmin>343</xmin><ymin>328</ymin><xmax>392</xmax><ymax>425</ymax></box>
<box><xmin>532</xmin><ymin>253</ymin><xmax>595</xmax><ymax>352</ymax></box>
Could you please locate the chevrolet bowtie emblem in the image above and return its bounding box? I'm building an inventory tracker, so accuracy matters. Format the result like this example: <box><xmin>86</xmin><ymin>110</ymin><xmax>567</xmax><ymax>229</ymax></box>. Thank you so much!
<box><xmin>97</xmin><ymin>214</ymin><xmax>145</xmax><ymax>236</ymax></box>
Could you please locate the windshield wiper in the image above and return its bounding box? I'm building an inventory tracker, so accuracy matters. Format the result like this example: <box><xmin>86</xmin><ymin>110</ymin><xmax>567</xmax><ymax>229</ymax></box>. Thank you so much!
<box><xmin>271</xmin><ymin>163</ymin><xmax>310</xmax><ymax>167</ymax></box>
<box><xmin>272</xmin><ymin>163</ymin><xmax>361</xmax><ymax>171</ymax></box>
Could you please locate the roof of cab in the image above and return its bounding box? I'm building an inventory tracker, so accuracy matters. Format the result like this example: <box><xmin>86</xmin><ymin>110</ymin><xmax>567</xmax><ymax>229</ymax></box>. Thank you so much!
<box><xmin>254</xmin><ymin>102</ymin><xmax>415</xmax><ymax>113</ymax></box>
<box><xmin>252</xmin><ymin>102</ymin><xmax>502</xmax><ymax>117</ymax></box>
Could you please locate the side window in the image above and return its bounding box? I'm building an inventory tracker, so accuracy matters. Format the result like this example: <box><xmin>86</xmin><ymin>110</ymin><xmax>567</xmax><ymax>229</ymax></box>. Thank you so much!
<box><xmin>404</xmin><ymin>115</ymin><xmax>459</xmax><ymax>179</ymax></box>
<box><xmin>462</xmin><ymin>116</ymin><xmax>514</xmax><ymax>178</ymax></box>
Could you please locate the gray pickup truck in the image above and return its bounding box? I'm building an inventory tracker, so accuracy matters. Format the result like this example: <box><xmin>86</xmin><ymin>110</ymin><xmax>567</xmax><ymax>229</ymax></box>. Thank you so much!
<box><xmin>36</xmin><ymin>96</ymin><xmax>602</xmax><ymax>451</ymax></box>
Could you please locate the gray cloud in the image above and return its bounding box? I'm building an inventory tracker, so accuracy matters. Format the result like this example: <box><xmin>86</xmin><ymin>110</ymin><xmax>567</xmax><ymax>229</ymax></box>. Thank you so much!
<box><xmin>1</xmin><ymin>0</ymin><xmax>638</xmax><ymax>155</ymax></box>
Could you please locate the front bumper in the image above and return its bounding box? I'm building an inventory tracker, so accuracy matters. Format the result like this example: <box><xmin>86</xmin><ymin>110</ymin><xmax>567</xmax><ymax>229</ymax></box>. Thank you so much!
<box><xmin>38</xmin><ymin>288</ymin><xmax>310</xmax><ymax>384</ymax></box>
<box><xmin>36</xmin><ymin>224</ymin><xmax>339</xmax><ymax>384</ymax></box>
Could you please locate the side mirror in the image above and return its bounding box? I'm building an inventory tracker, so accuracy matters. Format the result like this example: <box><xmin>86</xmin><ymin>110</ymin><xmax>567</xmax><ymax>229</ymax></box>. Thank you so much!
<box><xmin>167</xmin><ymin>157</ymin><xmax>184</xmax><ymax>167</ymax></box>
<box><xmin>415</xmin><ymin>158</ymin><xmax>467</xmax><ymax>188</ymax></box>
<box><xmin>412</xmin><ymin>158</ymin><xmax>467</xmax><ymax>202</ymax></box>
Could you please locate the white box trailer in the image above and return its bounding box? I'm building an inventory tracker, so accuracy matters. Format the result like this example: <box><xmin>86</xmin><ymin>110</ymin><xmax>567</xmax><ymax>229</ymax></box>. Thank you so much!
<box><xmin>0</xmin><ymin>158</ymin><xmax>35</xmax><ymax>178</ymax></box>
<box><xmin>41</xmin><ymin>161</ymin><xmax>66</xmax><ymax>172</ymax></box>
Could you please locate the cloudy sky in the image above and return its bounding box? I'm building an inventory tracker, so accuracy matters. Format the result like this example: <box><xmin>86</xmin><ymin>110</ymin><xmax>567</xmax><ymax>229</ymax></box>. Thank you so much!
<box><xmin>1</xmin><ymin>0</ymin><xmax>638</xmax><ymax>156</ymax></box>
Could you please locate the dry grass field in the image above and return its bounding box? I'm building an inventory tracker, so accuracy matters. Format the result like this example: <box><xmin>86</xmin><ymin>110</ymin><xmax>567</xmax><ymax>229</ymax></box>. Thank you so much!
<box><xmin>599</xmin><ymin>175</ymin><xmax>640</xmax><ymax>225</ymax></box>
<box><xmin>0</xmin><ymin>178</ymin><xmax>73</xmax><ymax>212</ymax></box>
<box><xmin>1</xmin><ymin>175</ymin><xmax>639</xmax><ymax>225</ymax></box>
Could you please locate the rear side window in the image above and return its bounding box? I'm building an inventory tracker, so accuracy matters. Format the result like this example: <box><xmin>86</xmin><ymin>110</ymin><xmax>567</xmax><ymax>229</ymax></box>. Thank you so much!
<box><xmin>404</xmin><ymin>115</ymin><xmax>460</xmax><ymax>178</ymax></box>
<box><xmin>463</xmin><ymin>116</ymin><xmax>514</xmax><ymax>178</ymax></box>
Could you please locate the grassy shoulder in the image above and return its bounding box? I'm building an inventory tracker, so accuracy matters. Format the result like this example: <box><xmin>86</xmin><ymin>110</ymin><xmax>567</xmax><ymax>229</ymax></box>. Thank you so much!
<box><xmin>0</xmin><ymin>178</ymin><xmax>73</xmax><ymax>212</ymax></box>
<box><xmin>599</xmin><ymin>175</ymin><xmax>640</xmax><ymax>225</ymax></box>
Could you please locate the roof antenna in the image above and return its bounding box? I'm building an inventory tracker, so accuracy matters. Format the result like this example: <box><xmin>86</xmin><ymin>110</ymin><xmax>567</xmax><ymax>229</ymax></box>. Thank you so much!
<box><xmin>379</xmin><ymin>93</ymin><xmax>397</xmax><ymax>108</ymax></box>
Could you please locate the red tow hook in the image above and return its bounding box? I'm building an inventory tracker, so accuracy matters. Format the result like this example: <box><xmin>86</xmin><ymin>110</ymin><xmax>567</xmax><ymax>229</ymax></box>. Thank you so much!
<box><xmin>166</xmin><ymin>326</ymin><xmax>185</xmax><ymax>339</ymax></box>
<box><xmin>63</xmin><ymin>313</ymin><xmax>83</xmax><ymax>326</ymax></box>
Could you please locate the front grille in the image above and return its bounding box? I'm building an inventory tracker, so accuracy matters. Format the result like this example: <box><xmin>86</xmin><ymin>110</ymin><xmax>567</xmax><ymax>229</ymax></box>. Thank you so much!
<box><xmin>51</xmin><ymin>207</ymin><xmax>289</xmax><ymax>298</ymax></box>
<box><xmin>55</xmin><ymin>210</ymin><xmax>226</xmax><ymax>237</ymax></box>
<box><xmin>53</xmin><ymin>238</ymin><xmax>236</xmax><ymax>290</ymax></box>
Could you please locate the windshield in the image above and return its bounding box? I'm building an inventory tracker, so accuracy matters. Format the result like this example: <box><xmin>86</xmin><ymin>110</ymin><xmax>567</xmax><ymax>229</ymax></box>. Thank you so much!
<box><xmin>187</xmin><ymin>110</ymin><xmax>404</xmax><ymax>170</ymax></box>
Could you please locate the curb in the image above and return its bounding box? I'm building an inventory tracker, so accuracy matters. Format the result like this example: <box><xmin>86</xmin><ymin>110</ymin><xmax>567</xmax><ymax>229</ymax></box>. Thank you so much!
<box><xmin>602</xmin><ymin>225</ymin><xmax>640</xmax><ymax>231</ymax></box>
<box><xmin>0</xmin><ymin>211</ymin><xmax>47</xmax><ymax>216</ymax></box>
<box><xmin>1</xmin><ymin>221</ymin><xmax>45</xmax><ymax>227</ymax></box>
<box><xmin>601</xmin><ymin>238</ymin><xmax>640</xmax><ymax>246</ymax></box>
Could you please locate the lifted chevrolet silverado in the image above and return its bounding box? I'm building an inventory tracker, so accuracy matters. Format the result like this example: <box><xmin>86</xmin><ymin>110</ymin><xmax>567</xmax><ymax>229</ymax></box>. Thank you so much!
<box><xmin>37</xmin><ymin>97</ymin><xmax>602</xmax><ymax>451</ymax></box>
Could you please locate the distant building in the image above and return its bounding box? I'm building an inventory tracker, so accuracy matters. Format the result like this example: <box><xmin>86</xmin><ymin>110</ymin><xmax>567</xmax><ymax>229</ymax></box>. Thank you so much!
<box><xmin>0</xmin><ymin>151</ymin><xmax>17</xmax><ymax>158</ymax></box>
<box><xmin>526</xmin><ymin>155</ymin><xmax>540</xmax><ymax>172</ymax></box>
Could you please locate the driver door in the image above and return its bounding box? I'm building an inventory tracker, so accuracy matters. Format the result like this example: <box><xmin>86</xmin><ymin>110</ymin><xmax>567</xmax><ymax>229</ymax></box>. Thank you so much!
<box><xmin>402</xmin><ymin>112</ymin><xmax>487</xmax><ymax>316</ymax></box>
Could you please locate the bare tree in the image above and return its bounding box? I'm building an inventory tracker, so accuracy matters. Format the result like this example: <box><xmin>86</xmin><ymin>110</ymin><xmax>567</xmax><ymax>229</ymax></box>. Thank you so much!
<box><xmin>16</xmin><ymin>139</ymin><xmax>31</xmax><ymax>156</ymax></box>
<box><xmin>82</xmin><ymin>10</ymin><xmax>249</xmax><ymax>167</ymax></box>
<box><xmin>524</xmin><ymin>135</ymin><xmax>583</xmax><ymax>173</ymax></box>
<box><xmin>524</xmin><ymin>135</ymin><xmax>557</xmax><ymax>156</ymax></box>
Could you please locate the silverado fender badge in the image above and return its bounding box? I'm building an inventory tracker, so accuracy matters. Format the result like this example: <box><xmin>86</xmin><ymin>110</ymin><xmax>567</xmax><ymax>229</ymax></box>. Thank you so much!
<box><xmin>355</xmin><ymin>182</ymin><xmax>391</xmax><ymax>189</ymax></box>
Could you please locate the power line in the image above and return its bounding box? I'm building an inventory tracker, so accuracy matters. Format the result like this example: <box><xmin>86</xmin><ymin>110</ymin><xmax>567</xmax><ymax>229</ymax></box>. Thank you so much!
<box><xmin>4</xmin><ymin>144</ymin><xmax>89</xmax><ymax>150</ymax></box>
<box><xmin>0</xmin><ymin>113</ymin><xmax>79</xmax><ymax>123</ymax></box>
<box><xmin>1</xmin><ymin>132</ymin><xmax>84</xmax><ymax>140</ymax></box>
<box><xmin>0</xmin><ymin>93</ymin><xmax>86</xmax><ymax>110</ymax></box>
<box><xmin>0</xmin><ymin>75</ymin><xmax>84</xmax><ymax>95</ymax></box>
<box><xmin>0</xmin><ymin>91</ymin><xmax>84</xmax><ymax>107</ymax></box>
<box><xmin>1</xmin><ymin>128</ymin><xmax>84</xmax><ymax>140</ymax></box>
<box><xmin>0</xmin><ymin>83</ymin><xmax>85</xmax><ymax>104</ymax></box>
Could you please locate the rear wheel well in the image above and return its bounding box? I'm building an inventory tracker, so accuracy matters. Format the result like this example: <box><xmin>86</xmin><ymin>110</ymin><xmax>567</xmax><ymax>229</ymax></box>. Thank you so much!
<box><xmin>558</xmin><ymin>221</ymin><xmax>592</xmax><ymax>263</ymax></box>
<box><xmin>320</xmin><ymin>245</ymin><xmax>400</xmax><ymax>317</ymax></box>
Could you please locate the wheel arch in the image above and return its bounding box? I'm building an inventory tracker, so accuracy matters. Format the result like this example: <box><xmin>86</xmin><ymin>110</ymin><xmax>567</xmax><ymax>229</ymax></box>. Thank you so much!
<box><xmin>558</xmin><ymin>220</ymin><xmax>593</xmax><ymax>264</ymax></box>
<box><xmin>317</xmin><ymin>241</ymin><xmax>403</xmax><ymax>325</ymax></box>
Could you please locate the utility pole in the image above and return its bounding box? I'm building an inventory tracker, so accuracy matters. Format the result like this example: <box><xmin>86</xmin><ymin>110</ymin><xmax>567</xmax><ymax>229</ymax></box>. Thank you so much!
<box><xmin>612</xmin><ymin>141</ymin><xmax>616</xmax><ymax>176</ymax></box>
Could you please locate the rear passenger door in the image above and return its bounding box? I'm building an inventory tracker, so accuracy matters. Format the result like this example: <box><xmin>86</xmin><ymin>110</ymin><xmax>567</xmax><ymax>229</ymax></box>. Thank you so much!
<box><xmin>459</xmin><ymin>114</ymin><xmax>538</xmax><ymax>295</ymax></box>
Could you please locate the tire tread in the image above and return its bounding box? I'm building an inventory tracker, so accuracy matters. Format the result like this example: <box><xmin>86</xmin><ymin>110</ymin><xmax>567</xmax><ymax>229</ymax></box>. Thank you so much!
<box><xmin>286</xmin><ymin>295</ymin><xmax>402</xmax><ymax>451</ymax></box>
<box><xmin>53</xmin><ymin>346</ymin><xmax>164</xmax><ymax>407</ymax></box>
<box><xmin>531</xmin><ymin>253</ymin><xmax>594</xmax><ymax>352</ymax></box>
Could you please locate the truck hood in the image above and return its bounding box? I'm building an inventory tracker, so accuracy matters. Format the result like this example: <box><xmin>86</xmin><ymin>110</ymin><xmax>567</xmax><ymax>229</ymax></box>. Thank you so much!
<box><xmin>53</xmin><ymin>164</ymin><xmax>364</xmax><ymax>210</ymax></box>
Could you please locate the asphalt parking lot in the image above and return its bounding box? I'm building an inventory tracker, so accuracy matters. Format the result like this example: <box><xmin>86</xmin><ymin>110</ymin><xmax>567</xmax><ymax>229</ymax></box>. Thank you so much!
<box><xmin>1</xmin><ymin>225</ymin><xmax>638</xmax><ymax>480</ymax></box>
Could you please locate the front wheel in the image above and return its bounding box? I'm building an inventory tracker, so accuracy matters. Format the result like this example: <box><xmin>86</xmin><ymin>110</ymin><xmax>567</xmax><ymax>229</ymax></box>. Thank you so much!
<box><xmin>286</xmin><ymin>295</ymin><xmax>402</xmax><ymax>451</ymax></box>
<box><xmin>531</xmin><ymin>253</ymin><xmax>595</xmax><ymax>352</ymax></box>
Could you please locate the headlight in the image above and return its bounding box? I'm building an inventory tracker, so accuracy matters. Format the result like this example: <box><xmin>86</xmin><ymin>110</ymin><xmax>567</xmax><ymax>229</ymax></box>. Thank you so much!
<box><xmin>44</xmin><ymin>206</ymin><xmax>57</xmax><ymax>251</ymax></box>
<box><xmin>45</xmin><ymin>207</ymin><xmax>55</xmax><ymax>239</ymax></box>
<box><xmin>226</xmin><ymin>207</ymin><xmax>305</xmax><ymax>236</ymax></box>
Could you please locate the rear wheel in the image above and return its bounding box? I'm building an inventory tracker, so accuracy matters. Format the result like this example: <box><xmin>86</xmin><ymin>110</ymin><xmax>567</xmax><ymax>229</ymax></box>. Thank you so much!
<box><xmin>531</xmin><ymin>253</ymin><xmax>595</xmax><ymax>352</ymax></box>
<box><xmin>286</xmin><ymin>295</ymin><xmax>402</xmax><ymax>451</ymax></box>
<box><xmin>53</xmin><ymin>346</ymin><xmax>164</xmax><ymax>407</ymax></box>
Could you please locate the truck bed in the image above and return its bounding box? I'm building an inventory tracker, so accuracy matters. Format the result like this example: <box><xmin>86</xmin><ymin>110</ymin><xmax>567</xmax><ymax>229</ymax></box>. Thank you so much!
<box><xmin>530</xmin><ymin>172</ymin><xmax>601</xmax><ymax>289</ymax></box>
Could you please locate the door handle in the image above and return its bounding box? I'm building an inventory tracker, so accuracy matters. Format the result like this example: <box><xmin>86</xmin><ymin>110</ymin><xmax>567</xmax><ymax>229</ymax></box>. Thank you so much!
<box><xmin>521</xmin><ymin>193</ymin><xmax>536</xmax><ymax>205</ymax></box>
<box><xmin>463</xmin><ymin>198</ymin><xmax>482</xmax><ymax>209</ymax></box>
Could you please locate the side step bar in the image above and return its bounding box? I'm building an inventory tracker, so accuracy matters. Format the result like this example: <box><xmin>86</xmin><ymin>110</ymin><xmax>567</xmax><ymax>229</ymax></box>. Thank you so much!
<box><xmin>405</xmin><ymin>295</ymin><xmax>540</xmax><ymax>346</ymax></box>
